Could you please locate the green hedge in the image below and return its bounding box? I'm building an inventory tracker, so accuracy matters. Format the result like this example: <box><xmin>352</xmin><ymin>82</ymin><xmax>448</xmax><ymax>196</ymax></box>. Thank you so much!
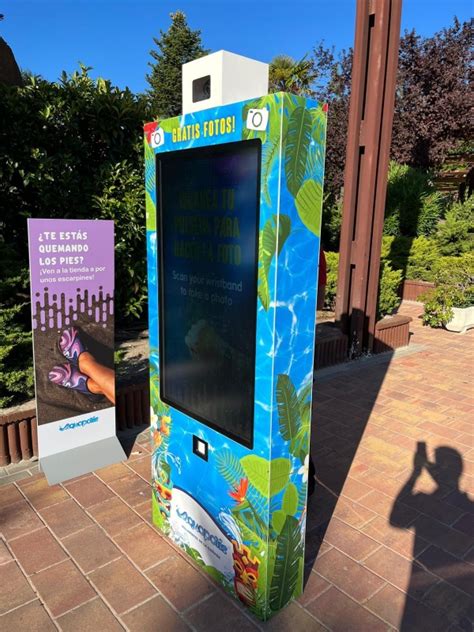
<box><xmin>0</xmin><ymin>68</ymin><xmax>150</xmax><ymax>407</ymax></box>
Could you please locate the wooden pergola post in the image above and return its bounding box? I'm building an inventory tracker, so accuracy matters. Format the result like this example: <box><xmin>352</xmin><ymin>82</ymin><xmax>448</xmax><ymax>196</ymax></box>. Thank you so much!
<box><xmin>335</xmin><ymin>0</ymin><xmax>402</xmax><ymax>355</ymax></box>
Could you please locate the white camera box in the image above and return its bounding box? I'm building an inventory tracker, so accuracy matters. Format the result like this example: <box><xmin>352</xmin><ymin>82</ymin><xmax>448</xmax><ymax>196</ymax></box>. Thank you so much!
<box><xmin>182</xmin><ymin>50</ymin><xmax>269</xmax><ymax>114</ymax></box>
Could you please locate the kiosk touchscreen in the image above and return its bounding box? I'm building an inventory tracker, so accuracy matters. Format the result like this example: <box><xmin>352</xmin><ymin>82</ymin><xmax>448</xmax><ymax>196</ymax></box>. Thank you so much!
<box><xmin>145</xmin><ymin>87</ymin><xmax>327</xmax><ymax>619</ymax></box>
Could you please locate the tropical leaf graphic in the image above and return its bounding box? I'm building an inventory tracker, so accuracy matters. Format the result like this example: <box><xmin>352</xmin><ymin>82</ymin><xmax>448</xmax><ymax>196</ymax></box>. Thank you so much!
<box><xmin>271</xmin><ymin>509</ymin><xmax>286</xmax><ymax>534</ymax></box>
<box><xmin>284</xmin><ymin>106</ymin><xmax>312</xmax><ymax>197</ymax></box>
<box><xmin>269</xmin><ymin>458</ymin><xmax>291</xmax><ymax>496</ymax></box>
<box><xmin>269</xmin><ymin>515</ymin><xmax>303</xmax><ymax>611</ymax></box>
<box><xmin>261</xmin><ymin>134</ymin><xmax>281</xmax><ymax>206</ymax></box>
<box><xmin>216</xmin><ymin>450</ymin><xmax>246</xmax><ymax>486</ymax></box>
<box><xmin>282</xmin><ymin>483</ymin><xmax>298</xmax><ymax>516</ymax></box>
<box><xmin>277</xmin><ymin>215</ymin><xmax>291</xmax><ymax>255</ymax></box>
<box><xmin>257</xmin><ymin>263</ymin><xmax>270</xmax><ymax>311</ymax></box>
<box><xmin>276</xmin><ymin>374</ymin><xmax>301</xmax><ymax>442</ymax></box>
<box><xmin>159</xmin><ymin>117</ymin><xmax>180</xmax><ymax>133</ymax></box>
<box><xmin>240</xmin><ymin>455</ymin><xmax>290</xmax><ymax>497</ymax></box>
<box><xmin>295</xmin><ymin>178</ymin><xmax>323</xmax><ymax>236</ymax></box>
<box><xmin>257</xmin><ymin>215</ymin><xmax>291</xmax><ymax>311</ymax></box>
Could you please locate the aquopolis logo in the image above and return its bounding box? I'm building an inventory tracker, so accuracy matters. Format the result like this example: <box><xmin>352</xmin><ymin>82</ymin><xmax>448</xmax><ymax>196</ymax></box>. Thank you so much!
<box><xmin>59</xmin><ymin>415</ymin><xmax>99</xmax><ymax>432</ymax></box>
<box><xmin>176</xmin><ymin>507</ymin><xmax>228</xmax><ymax>554</ymax></box>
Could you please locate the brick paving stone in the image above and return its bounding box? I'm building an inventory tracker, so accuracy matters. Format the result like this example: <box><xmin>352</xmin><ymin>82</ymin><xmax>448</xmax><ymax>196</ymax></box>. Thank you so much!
<box><xmin>89</xmin><ymin>556</ymin><xmax>155</xmax><ymax>615</ymax></box>
<box><xmin>0</xmin><ymin>499</ymin><xmax>43</xmax><ymax>540</ymax></box>
<box><xmin>0</xmin><ymin>484</ymin><xmax>23</xmax><ymax>507</ymax></box>
<box><xmin>0</xmin><ymin>561</ymin><xmax>36</xmax><ymax>614</ymax></box>
<box><xmin>122</xmin><ymin>595</ymin><xmax>191</xmax><ymax>632</ymax></box>
<box><xmin>359</xmin><ymin>489</ymin><xmax>419</xmax><ymax>525</ymax></box>
<box><xmin>422</xmin><ymin>580</ymin><xmax>474</xmax><ymax>628</ymax></box>
<box><xmin>146</xmin><ymin>553</ymin><xmax>215</xmax><ymax>612</ymax></box>
<box><xmin>366</xmin><ymin>583</ymin><xmax>450</xmax><ymax>632</ymax></box>
<box><xmin>262</xmin><ymin>601</ymin><xmax>326</xmax><ymax>631</ymax></box>
<box><xmin>107</xmin><ymin>473</ymin><xmax>150</xmax><ymax>507</ymax></box>
<box><xmin>134</xmin><ymin>499</ymin><xmax>153</xmax><ymax>525</ymax></box>
<box><xmin>87</xmin><ymin>496</ymin><xmax>142</xmax><ymax>536</ymax></box>
<box><xmin>323</xmin><ymin>516</ymin><xmax>380</xmax><ymax>561</ymax></box>
<box><xmin>331</xmin><ymin>497</ymin><xmax>376</xmax><ymax>529</ymax></box>
<box><xmin>126</xmin><ymin>456</ymin><xmax>151</xmax><ymax>481</ymax></box>
<box><xmin>57</xmin><ymin>597</ymin><xmax>124</xmax><ymax>632</ymax></box>
<box><xmin>306</xmin><ymin>585</ymin><xmax>387</xmax><ymax>632</ymax></box>
<box><xmin>0</xmin><ymin>539</ymin><xmax>12</xmax><ymax>564</ymax></box>
<box><xmin>361</xmin><ymin>514</ymin><xmax>428</xmax><ymax>559</ymax></box>
<box><xmin>410</xmin><ymin>514</ymin><xmax>473</xmax><ymax>558</ymax></box>
<box><xmin>416</xmin><ymin>545</ymin><xmax>473</xmax><ymax>595</ymax></box>
<box><xmin>62</xmin><ymin>525</ymin><xmax>121</xmax><ymax>573</ymax></box>
<box><xmin>9</xmin><ymin>527</ymin><xmax>67</xmax><ymax>575</ymax></box>
<box><xmin>113</xmin><ymin>522</ymin><xmax>173</xmax><ymax>570</ymax></box>
<box><xmin>363</xmin><ymin>545</ymin><xmax>437</xmax><ymax>600</ymax></box>
<box><xmin>313</xmin><ymin>547</ymin><xmax>385</xmax><ymax>602</ymax></box>
<box><xmin>64</xmin><ymin>475</ymin><xmax>114</xmax><ymax>508</ymax></box>
<box><xmin>184</xmin><ymin>592</ymin><xmax>258</xmax><ymax>631</ymax></box>
<box><xmin>39</xmin><ymin>498</ymin><xmax>93</xmax><ymax>539</ymax></box>
<box><xmin>340</xmin><ymin>477</ymin><xmax>373</xmax><ymax>501</ymax></box>
<box><xmin>95</xmin><ymin>462</ymin><xmax>131</xmax><ymax>483</ymax></box>
<box><xmin>452</xmin><ymin>513</ymin><xmax>474</xmax><ymax>536</ymax></box>
<box><xmin>0</xmin><ymin>599</ymin><xmax>56</xmax><ymax>631</ymax></box>
<box><xmin>297</xmin><ymin>571</ymin><xmax>331</xmax><ymax>607</ymax></box>
<box><xmin>31</xmin><ymin>559</ymin><xmax>96</xmax><ymax>617</ymax></box>
<box><xmin>20</xmin><ymin>477</ymin><xmax>69</xmax><ymax>510</ymax></box>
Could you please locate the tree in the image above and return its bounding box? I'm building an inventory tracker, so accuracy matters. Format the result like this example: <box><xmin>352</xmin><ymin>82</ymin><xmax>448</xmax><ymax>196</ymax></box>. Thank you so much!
<box><xmin>147</xmin><ymin>11</ymin><xmax>207</xmax><ymax>118</ymax></box>
<box><xmin>391</xmin><ymin>18</ymin><xmax>471</xmax><ymax>168</ymax></box>
<box><xmin>269</xmin><ymin>55</ymin><xmax>316</xmax><ymax>96</ymax></box>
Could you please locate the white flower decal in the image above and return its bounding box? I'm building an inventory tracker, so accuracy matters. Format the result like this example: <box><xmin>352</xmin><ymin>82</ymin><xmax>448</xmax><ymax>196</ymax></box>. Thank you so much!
<box><xmin>298</xmin><ymin>454</ymin><xmax>310</xmax><ymax>483</ymax></box>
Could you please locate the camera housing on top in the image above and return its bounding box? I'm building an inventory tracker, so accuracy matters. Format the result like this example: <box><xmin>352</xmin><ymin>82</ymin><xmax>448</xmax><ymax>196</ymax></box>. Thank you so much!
<box><xmin>182</xmin><ymin>50</ymin><xmax>269</xmax><ymax>114</ymax></box>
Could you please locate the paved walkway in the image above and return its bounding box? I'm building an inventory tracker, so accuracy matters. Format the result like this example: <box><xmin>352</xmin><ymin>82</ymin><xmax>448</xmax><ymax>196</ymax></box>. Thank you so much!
<box><xmin>0</xmin><ymin>303</ymin><xmax>472</xmax><ymax>631</ymax></box>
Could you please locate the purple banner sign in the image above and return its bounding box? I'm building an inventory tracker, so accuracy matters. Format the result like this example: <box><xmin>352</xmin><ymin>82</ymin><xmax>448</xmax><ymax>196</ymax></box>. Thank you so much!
<box><xmin>27</xmin><ymin>219</ymin><xmax>125</xmax><ymax>484</ymax></box>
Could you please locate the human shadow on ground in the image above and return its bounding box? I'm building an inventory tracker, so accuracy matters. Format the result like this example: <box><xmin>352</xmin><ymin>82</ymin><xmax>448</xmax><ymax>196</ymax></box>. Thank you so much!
<box><xmin>390</xmin><ymin>444</ymin><xmax>473</xmax><ymax>631</ymax></box>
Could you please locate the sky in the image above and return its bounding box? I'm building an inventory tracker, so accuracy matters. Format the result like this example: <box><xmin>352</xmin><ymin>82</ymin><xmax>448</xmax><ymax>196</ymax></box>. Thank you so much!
<box><xmin>1</xmin><ymin>0</ymin><xmax>471</xmax><ymax>93</ymax></box>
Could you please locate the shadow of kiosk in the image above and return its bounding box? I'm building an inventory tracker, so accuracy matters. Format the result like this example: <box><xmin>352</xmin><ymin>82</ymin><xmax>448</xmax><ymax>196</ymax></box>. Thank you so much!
<box><xmin>144</xmin><ymin>51</ymin><xmax>327</xmax><ymax>620</ymax></box>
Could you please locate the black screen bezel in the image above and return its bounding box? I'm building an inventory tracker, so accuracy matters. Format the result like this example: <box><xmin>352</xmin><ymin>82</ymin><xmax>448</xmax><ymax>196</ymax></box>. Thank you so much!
<box><xmin>156</xmin><ymin>138</ymin><xmax>262</xmax><ymax>449</ymax></box>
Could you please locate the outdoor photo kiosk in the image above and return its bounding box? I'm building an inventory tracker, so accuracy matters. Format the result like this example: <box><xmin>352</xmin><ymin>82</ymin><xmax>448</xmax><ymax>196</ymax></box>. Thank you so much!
<box><xmin>145</xmin><ymin>52</ymin><xmax>327</xmax><ymax>620</ymax></box>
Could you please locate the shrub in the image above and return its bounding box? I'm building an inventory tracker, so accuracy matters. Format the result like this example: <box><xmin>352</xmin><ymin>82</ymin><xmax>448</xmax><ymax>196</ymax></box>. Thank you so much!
<box><xmin>435</xmin><ymin>197</ymin><xmax>474</xmax><ymax>256</ymax></box>
<box><xmin>405</xmin><ymin>236</ymin><xmax>440</xmax><ymax>281</ymax></box>
<box><xmin>422</xmin><ymin>253</ymin><xmax>474</xmax><ymax>327</ymax></box>
<box><xmin>383</xmin><ymin>161</ymin><xmax>445</xmax><ymax>237</ymax></box>
<box><xmin>377</xmin><ymin>263</ymin><xmax>403</xmax><ymax>319</ymax></box>
<box><xmin>324</xmin><ymin>251</ymin><xmax>339</xmax><ymax>310</ymax></box>
<box><xmin>321</xmin><ymin>194</ymin><xmax>343</xmax><ymax>251</ymax></box>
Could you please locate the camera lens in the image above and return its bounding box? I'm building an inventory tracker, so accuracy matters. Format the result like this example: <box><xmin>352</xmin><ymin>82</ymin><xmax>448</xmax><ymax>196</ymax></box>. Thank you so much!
<box><xmin>251</xmin><ymin>111</ymin><xmax>263</xmax><ymax>128</ymax></box>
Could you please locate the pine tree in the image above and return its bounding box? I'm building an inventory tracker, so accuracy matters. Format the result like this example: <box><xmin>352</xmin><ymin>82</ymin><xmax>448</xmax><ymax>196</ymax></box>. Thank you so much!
<box><xmin>147</xmin><ymin>11</ymin><xmax>207</xmax><ymax>118</ymax></box>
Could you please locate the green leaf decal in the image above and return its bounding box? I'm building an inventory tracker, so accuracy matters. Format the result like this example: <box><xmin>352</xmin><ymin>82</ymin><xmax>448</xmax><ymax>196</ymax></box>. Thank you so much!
<box><xmin>145</xmin><ymin>191</ymin><xmax>156</xmax><ymax>231</ymax></box>
<box><xmin>261</xmin><ymin>135</ymin><xmax>281</xmax><ymax>206</ymax></box>
<box><xmin>159</xmin><ymin>117</ymin><xmax>180</xmax><ymax>133</ymax></box>
<box><xmin>276</xmin><ymin>374</ymin><xmax>301</xmax><ymax>442</ymax></box>
<box><xmin>295</xmin><ymin>178</ymin><xmax>323</xmax><ymax>236</ymax></box>
<box><xmin>257</xmin><ymin>263</ymin><xmax>270</xmax><ymax>311</ymax></box>
<box><xmin>285</xmin><ymin>106</ymin><xmax>312</xmax><ymax>197</ymax></box>
<box><xmin>272</xmin><ymin>509</ymin><xmax>287</xmax><ymax>534</ymax></box>
<box><xmin>282</xmin><ymin>483</ymin><xmax>298</xmax><ymax>516</ymax></box>
<box><xmin>269</xmin><ymin>515</ymin><xmax>303</xmax><ymax>611</ymax></box>
<box><xmin>257</xmin><ymin>215</ymin><xmax>291</xmax><ymax>311</ymax></box>
<box><xmin>240</xmin><ymin>455</ymin><xmax>269</xmax><ymax>496</ymax></box>
<box><xmin>277</xmin><ymin>215</ymin><xmax>291</xmax><ymax>255</ymax></box>
<box><xmin>269</xmin><ymin>458</ymin><xmax>291</xmax><ymax>497</ymax></box>
<box><xmin>240</xmin><ymin>455</ymin><xmax>290</xmax><ymax>497</ymax></box>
